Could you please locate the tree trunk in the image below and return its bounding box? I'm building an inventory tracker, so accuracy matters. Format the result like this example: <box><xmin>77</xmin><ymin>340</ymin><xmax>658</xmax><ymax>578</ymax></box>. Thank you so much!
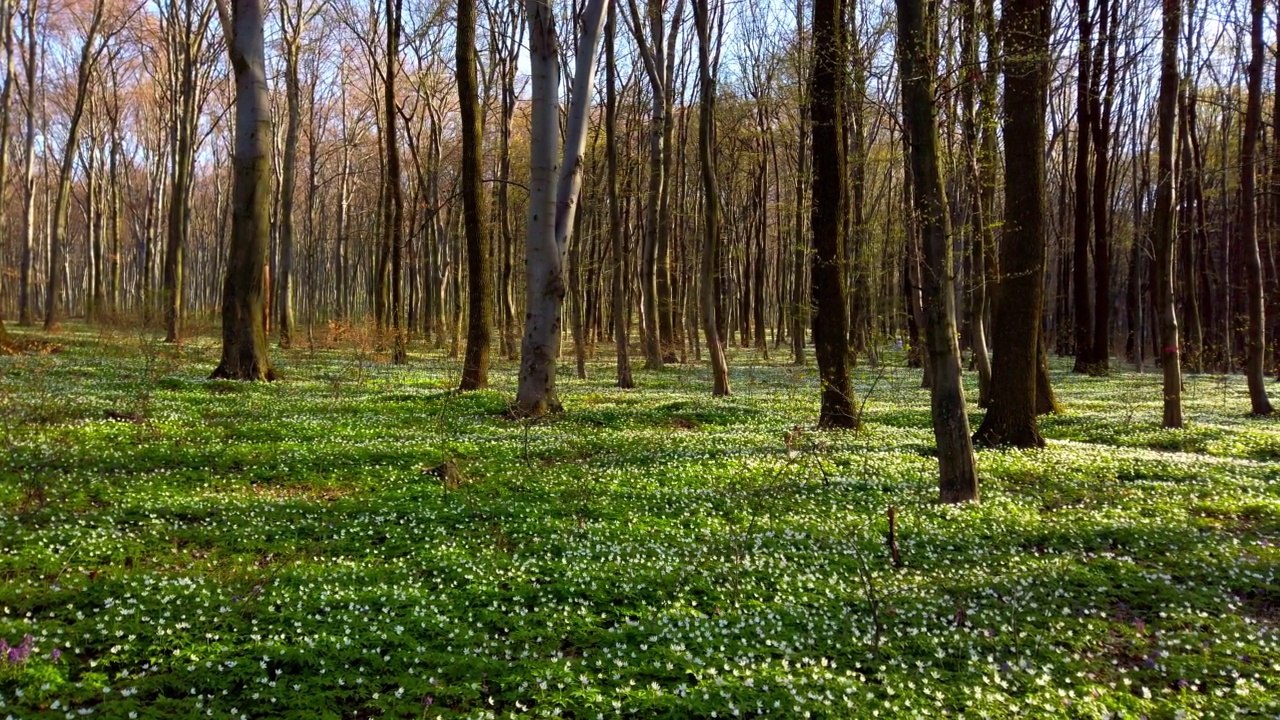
<box><xmin>490</xmin><ymin>1</ymin><xmax>522</xmax><ymax>360</ymax></box>
<box><xmin>385</xmin><ymin>0</ymin><xmax>406</xmax><ymax>363</ymax></box>
<box><xmin>808</xmin><ymin>0</ymin><xmax>853</xmax><ymax>426</ymax></box>
<box><xmin>164</xmin><ymin>0</ymin><xmax>209</xmax><ymax>343</ymax></box>
<box><xmin>974</xmin><ymin>0</ymin><xmax>999</xmax><ymax>406</ymax></box>
<box><xmin>1150</xmin><ymin>0</ymin><xmax>1182</xmax><ymax>427</ymax></box>
<box><xmin>0</xmin><ymin>0</ymin><xmax>13</xmax><ymax>332</ymax></box>
<box><xmin>275</xmin><ymin>0</ymin><xmax>301</xmax><ymax>348</ymax></box>
<box><xmin>897</xmin><ymin>0</ymin><xmax>978</xmax><ymax>502</ymax></box>
<box><xmin>1089</xmin><ymin>0</ymin><xmax>1114</xmax><ymax>372</ymax></box>
<box><xmin>1070</xmin><ymin>0</ymin><xmax>1093</xmax><ymax>372</ymax></box>
<box><xmin>790</xmin><ymin>0</ymin><xmax>808</xmax><ymax>366</ymax></box>
<box><xmin>1187</xmin><ymin>87</ymin><xmax>1216</xmax><ymax>368</ymax></box>
<box><xmin>606</xmin><ymin>3</ymin><xmax>633</xmax><ymax>389</ymax></box>
<box><xmin>458</xmin><ymin>0</ymin><xmax>491</xmax><ymax>389</ymax></box>
<box><xmin>1177</xmin><ymin>87</ymin><xmax>1202</xmax><ymax>371</ymax></box>
<box><xmin>570</xmin><ymin>205</ymin><xmax>589</xmax><ymax>379</ymax></box>
<box><xmin>973</xmin><ymin>0</ymin><xmax>1049</xmax><ymax>448</ymax></box>
<box><xmin>514</xmin><ymin>0</ymin><xmax>608</xmax><ymax>417</ymax></box>
<box><xmin>693</xmin><ymin>0</ymin><xmax>730</xmax><ymax>397</ymax></box>
<box><xmin>848</xmin><ymin>9</ymin><xmax>870</xmax><ymax>363</ymax></box>
<box><xmin>1036</xmin><ymin>328</ymin><xmax>1060</xmax><ymax>415</ymax></box>
<box><xmin>210</xmin><ymin>0</ymin><xmax>275</xmax><ymax>381</ymax></box>
<box><xmin>16</xmin><ymin>0</ymin><xmax>36</xmax><ymax>326</ymax></box>
<box><xmin>1241</xmin><ymin>0</ymin><xmax>1273</xmax><ymax>414</ymax></box>
<box><xmin>44</xmin><ymin>1</ymin><xmax>107</xmax><ymax>331</ymax></box>
<box><xmin>0</xmin><ymin>0</ymin><xmax>12</xmax><ymax>325</ymax></box>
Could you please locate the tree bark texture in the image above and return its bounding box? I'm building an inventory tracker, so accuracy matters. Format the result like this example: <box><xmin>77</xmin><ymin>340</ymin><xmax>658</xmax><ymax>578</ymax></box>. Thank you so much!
<box><xmin>1241</xmin><ymin>0</ymin><xmax>1273</xmax><ymax>415</ymax></box>
<box><xmin>514</xmin><ymin>0</ymin><xmax>608</xmax><ymax>417</ymax></box>
<box><xmin>210</xmin><ymin>0</ymin><xmax>275</xmax><ymax>381</ymax></box>
<box><xmin>897</xmin><ymin>0</ymin><xmax>979</xmax><ymax>502</ymax></box>
<box><xmin>458</xmin><ymin>0</ymin><xmax>492</xmax><ymax>389</ymax></box>
<box><xmin>606</xmin><ymin>2</ymin><xmax>634</xmax><ymax>389</ymax></box>
<box><xmin>1150</xmin><ymin>0</ymin><xmax>1183</xmax><ymax>427</ymax></box>
<box><xmin>808</xmin><ymin>0</ymin><xmax>854</xmax><ymax>427</ymax></box>
<box><xmin>693</xmin><ymin>0</ymin><xmax>731</xmax><ymax>397</ymax></box>
<box><xmin>973</xmin><ymin>0</ymin><xmax>1049</xmax><ymax>448</ymax></box>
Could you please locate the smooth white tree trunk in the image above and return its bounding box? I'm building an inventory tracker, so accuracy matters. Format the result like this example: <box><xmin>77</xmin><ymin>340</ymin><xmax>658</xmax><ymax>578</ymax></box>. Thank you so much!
<box><xmin>515</xmin><ymin>0</ymin><xmax>609</xmax><ymax>417</ymax></box>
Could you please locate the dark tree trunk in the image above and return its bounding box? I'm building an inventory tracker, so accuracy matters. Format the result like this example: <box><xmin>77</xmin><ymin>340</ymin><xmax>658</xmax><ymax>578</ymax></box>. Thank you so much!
<box><xmin>809</xmin><ymin>0</ymin><xmax>855</xmax><ymax>427</ymax></box>
<box><xmin>1177</xmin><ymin>87</ymin><xmax>1203</xmax><ymax>371</ymax></box>
<box><xmin>973</xmin><ymin>0</ymin><xmax>1049</xmax><ymax>448</ymax></box>
<box><xmin>1036</xmin><ymin>328</ymin><xmax>1059</xmax><ymax>415</ymax></box>
<box><xmin>1272</xmin><ymin>13</ymin><xmax>1280</xmax><ymax>383</ymax></box>
<box><xmin>1089</xmin><ymin>0</ymin><xmax>1114</xmax><ymax>371</ymax></box>
<box><xmin>897</xmin><ymin>0</ymin><xmax>978</xmax><ymax>502</ymax></box>
<box><xmin>1151</xmin><ymin>0</ymin><xmax>1183</xmax><ymax>427</ymax></box>
<box><xmin>606</xmin><ymin>3</ymin><xmax>633</xmax><ymax>388</ymax></box>
<box><xmin>458</xmin><ymin>0</ymin><xmax>491</xmax><ymax>389</ymax></box>
<box><xmin>791</xmin><ymin>0</ymin><xmax>808</xmax><ymax>366</ymax></box>
<box><xmin>961</xmin><ymin>0</ymin><xmax>994</xmax><ymax>407</ymax></box>
<box><xmin>1187</xmin><ymin>88</ymin><xmax>1215</xmax><ymax>368</ymax></box>
<box><xmin>848</xmin><ymin>9</ymin><xmax>870</xmax><ymax>362</ymax></box>
<box><xmin>693</xmin><ymin>0</ymin><xmax>730</xmax><ymax>397</ymax></box>
<box><xmin>1070</xmin><ymin>0</ymin><xmax>1093</xmax><ymax>372</ymax></box>
<box><xmin>385</xmin><ymin>0</ymin><xmax>406</xmax><ymax>364</ymax></box>
<box><xmin>1241</xmin><ymin>0</ymin><xmax>1273</xmax><ymax>414</ymax></box>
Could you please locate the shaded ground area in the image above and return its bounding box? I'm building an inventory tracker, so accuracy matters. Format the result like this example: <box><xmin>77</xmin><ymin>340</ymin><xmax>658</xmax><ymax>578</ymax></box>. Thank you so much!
<box><xmin>1</xmin><ymin>325</ymin><xmax>1279</xmax><ymax>718</ymax></box>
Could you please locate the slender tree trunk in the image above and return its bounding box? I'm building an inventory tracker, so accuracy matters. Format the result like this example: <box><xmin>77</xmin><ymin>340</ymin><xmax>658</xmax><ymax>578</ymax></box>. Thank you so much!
<box><xmin>45</xmin><ymin>1</ymin><xmax>107</xmax><ymax>331</ymax></box>
<box><xmin>335</xmin><ymin>135</ymin><xmax>350</xmax><ymax>320</ymax></box>
<box><xmin>693</xmin><ymin>0</ymin><xmax>730</xmax><ymax>397</ymax></box>
<box><xmin>959</xmin><ymin>39</ymin><xmax>986</xmax><ymax>384</ymax></box>
<box><xmin>385</xmin><ymin>0</ymin><xmax>406</xmax><ymax>363</ymax></box>
<box><xmin>607</xmin><ymin>5</ymin><xmax>634</xmax><ymax>389</ymax></box>
<box><xmin>16</xmin><ymin>0</ymin><xmax>37</xmax><ymax>326</ymax></box>
<box><xmin>1150</xmin><ymin>0</ymin><xmax>1182</xmax><ymax>427</ymax></box>
<box><xmin>848</xmin><ymin>11</ymin><xmax>870</xmax><ymax>362</ymax></box>
<box><xmin>1177</xmin><ymin>87</ymin><xmax>1203</xmax><ymax>371</ymax></box>
<box><xmin>808</xmin><ymin>0</ymin><xmax>853</xmax><ymax>426</ymax></box>
<box><xmin>275</xmin><ymin>0</ymin><xmax>301</xmax><ymax>348</ymax></box>
<box><xmin>1272</xmin><ymin>14</ymin><xmax>1280</xmax><ymax>383</ymax></box>
<box><xmin>164</xmin><ymin>5</ymin><xmax>205</xmax><ymax>343</ymax></box>
<box><xmin>1187</xmin><ymin>88</ymin><xmax>1215</xmax><ymax>367</ymax></box>
<box><xmin>0</xmin><ymin>0</ymin><xmax>13</xmax><ymax>334</ymax></box>
<box><xmin>211</xmin><ymin>0</ymin><xmax>275</xmax><ymax>380</ymax></box>
<box><xmin>458</xmin><ymin>0</ymin><xmax>491</xmax><ymax>389</ymax></box>
<box><xmin>974</xmin><ymin>0</ymin><xmax>999</xmax><ymax>406</ymax></box>
<box><xmin>1089</xmin><ymin>0</ymin><xmax>1114</xmax><ymax>371</ymax></box>
<box><xmin>1241</xmin><ymin>0</ymin><xmax>1273</xmax><ymax>414</ymax></box>
<box><xmin>897</xmin><ymin>0</ymin><xmax>978</xmax><ymax>502</ymax></box>
<box><xmin>570</xmin><ymin>208</ymin><xmax>589</xmax><ymax>379</ymax></box>
<box><xmin>973</xmin><ymin>0</ymin><xmax>1049</xmax><ymax>448</ymax></box>
<box><xmin>790</xmin><ymin>0</ymin><xmax>808</xmax><ymax>366</ymax></box>
<box><xmin>1070</xmin><ymin>0</ymin><xmax>1093</xmax><ymax>372</ymax></box>
<box><xmin>108</xmin><ymin>124</ymin><xmax>122</xmax><ymax>315</ymax></box>
<box><xmin>491</xmin><ymin>2</ymin><xmax>522</xmax><ymax>360</ymax></box>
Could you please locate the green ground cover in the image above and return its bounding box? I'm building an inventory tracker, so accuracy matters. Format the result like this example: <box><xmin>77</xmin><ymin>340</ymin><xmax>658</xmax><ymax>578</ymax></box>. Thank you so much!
<box><xmin>1</xmin><ymin>326</ymin><xmax>1279</xmax><ymax>718</ymax></box>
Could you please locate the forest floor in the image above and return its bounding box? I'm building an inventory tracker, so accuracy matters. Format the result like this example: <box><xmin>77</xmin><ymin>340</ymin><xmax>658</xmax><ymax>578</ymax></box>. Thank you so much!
<box><xmin>1</xmin><ymin>324</ymin><xmax>1279</xmax><ymax>719</ymax></box>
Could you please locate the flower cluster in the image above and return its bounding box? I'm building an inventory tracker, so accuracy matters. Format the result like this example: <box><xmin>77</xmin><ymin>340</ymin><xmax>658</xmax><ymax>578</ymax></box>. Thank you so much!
<box><xmin>0</xmin><ymin>635</ymin><xmax>33</xmax><ymax>666</ymax></box>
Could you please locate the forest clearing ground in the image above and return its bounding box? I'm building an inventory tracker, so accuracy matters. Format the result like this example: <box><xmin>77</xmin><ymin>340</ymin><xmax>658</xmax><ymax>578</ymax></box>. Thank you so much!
<box><xmin>1</xmin><ymin>323</ymin><xmax>1279</xmax><ymax>718</ymax></box>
